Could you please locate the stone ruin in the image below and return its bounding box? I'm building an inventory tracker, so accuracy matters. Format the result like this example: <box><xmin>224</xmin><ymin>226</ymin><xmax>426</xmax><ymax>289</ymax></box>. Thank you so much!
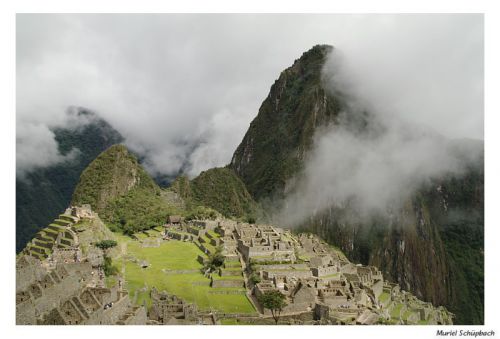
<box><xmin>69</xmin><ymin>204</ymin><xmax>94</xmax><ymax>219</ymax></box>
<box><xmin>235</xmin><ymin>224</ymin><xmax>296</xmax><ymax>263</ymax></box>
<box><xmin>156</xmin><ymin>218</ymin><xmax>452</xmax><ymax>325</ymax></box>
<box><xmin>149</xmin><ymin>288</ymin><xmax>217</xmax><ymax>325</ymax></box>
<box><xmin>17</xmin><ymin>210</ymin><xmax>453</xmax><ymax>326</ymax></box>
<box><xmin>243</xmin><ymin>227</ymin><xmax>453</xmax><ymax>325</ymax></box>
<box><xmin>16</xmin><ymin>255</ymin><xmax>147</xmax><ymax>325</ymax></box>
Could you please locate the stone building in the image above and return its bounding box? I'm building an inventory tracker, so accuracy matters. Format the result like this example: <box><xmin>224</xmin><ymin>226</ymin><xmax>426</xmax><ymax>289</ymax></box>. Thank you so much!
<box><xmin>311</xmin><ymin>265</ymin><xmax>339</xmax><ymax>278</ymax></box>
<box><xmin>236</xmin><ymin>225</ymin><xmax>295</xmax><ymax>262</ymax></box>
<box><xmin>149</xmin><ymin>288</ymin><xmax>200</xmax><ymax>324</ymax></box>
<box><xmin>16</xmin><ymin>255</ymin><xmax>46</xmax><ymax>292</ymax></box>
<box><xmin>39</xmin><ymin>285</ymin><xmax>146</xmax><ymax>325</ymax></box>
<box><xmin>16</xmin><ymin>255</ymin><xmax>146</xmax><ymax>325</ymax></box>
<box><xmin>191</xmin><ymin>220</ymin><xmax>218</xmax><ymax>230</ymax></box>
<box><xmin>70</xmin><ymin>204</ymin><xmax>94</xmax><ymax>219</ymax></box>
<box><xmin>167</xmin><ymin>215</ymin><xmax>183</xmax><ymax>226</ymax></box>
<box><xmin>285</xmin><ymin>281</ymin><xmax>317</xmax><ymax>312</ymax></box>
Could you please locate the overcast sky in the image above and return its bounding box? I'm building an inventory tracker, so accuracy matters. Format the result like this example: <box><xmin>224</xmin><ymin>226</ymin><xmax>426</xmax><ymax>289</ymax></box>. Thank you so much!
<box><xmin>16</xmin><ymin>14</ymin><xmax>483</xmax><ymax>178</ymax></box>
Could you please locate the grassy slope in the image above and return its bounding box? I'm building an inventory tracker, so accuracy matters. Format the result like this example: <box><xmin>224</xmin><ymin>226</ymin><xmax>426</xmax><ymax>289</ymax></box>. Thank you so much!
<box><xmin>113</xmin><ymin>233</ymin><xmax>256</xmax><ymax>314</ymax></box>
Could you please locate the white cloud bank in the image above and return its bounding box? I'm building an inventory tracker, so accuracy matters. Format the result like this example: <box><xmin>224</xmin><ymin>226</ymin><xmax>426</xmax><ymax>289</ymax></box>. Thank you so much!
<box><xmin>16</xmin><ymin>14</ymin><xmax>483</xmax><ymax>182</ymax></box>
<box><xmin>275</xmin><ymin>14</ymin><xmax>483</xmax><ymax>226</ymax></box>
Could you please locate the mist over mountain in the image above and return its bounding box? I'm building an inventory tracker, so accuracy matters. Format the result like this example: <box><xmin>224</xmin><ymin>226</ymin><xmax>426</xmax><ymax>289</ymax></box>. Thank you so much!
<box><xmin>17</xmin><ymin>14</ymin><xmax>482</xmax><ymax>180</ymax></box>
<box><xmin>16</xmin><ymin>109</ymin><xmax>123</xmax><ymax>252</ymax></box>
<box><xmin>276</xmin><ymin>46</ymin><xmax>483</xmax><ymax>226</ymax></box>
<box><xmin>15</xmin><ymin>14</ymin><xmax>483</xmax><ymax>325</ymax></box>
<box><xmin>230</xmin><ymin>45</ymin><xmax>483</xmax><ymax>324</ymax></box>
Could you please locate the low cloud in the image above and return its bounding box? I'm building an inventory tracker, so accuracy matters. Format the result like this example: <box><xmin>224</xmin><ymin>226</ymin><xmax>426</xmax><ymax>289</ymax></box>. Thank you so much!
<box><xmin>321</xmin><ymin>15</ymin><xmax>483</xmax><ymax>140</ymax></box>
<box><xmin>275</xmin><ymin>113</ymin><xmax>479</xmax><ymax>226</ymax></box>
<box><xmin>275</xmin><ymin>14</ymin><xmax>483</xmax><ymax>226</ymax></box>
<box><xmin>16</xmin><ymin>14</ymin><xmax>483</xmax><ymax>182</ymax></box>
<box><xmin>16</xmin><ymin>121</ymin><xmax>81</xmax><ymax>180</ymax></box>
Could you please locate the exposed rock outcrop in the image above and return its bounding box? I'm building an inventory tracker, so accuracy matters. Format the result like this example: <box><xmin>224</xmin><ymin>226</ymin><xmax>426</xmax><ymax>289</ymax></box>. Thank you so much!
<box><xmin>229</xmin><ymin>45</ymin><xmax>483</xmax><ymax>324</ymax></box>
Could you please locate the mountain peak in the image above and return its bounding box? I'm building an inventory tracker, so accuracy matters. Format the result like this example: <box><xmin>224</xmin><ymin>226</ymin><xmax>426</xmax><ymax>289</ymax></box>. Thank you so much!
<box><xmin>301</xmin><ymin>44</ymin><xmax>333</xmax><ymax>58</ymax></box>
<box><xmin>280</xmin><ymin>44</ymin><xmax>333</xmax><ymax>79</ymax></box>
<box><xmin>230</xmin><ymin>45</ymin><xmax>340</xmax><ymax>201</ymax></box>
<box><xmin>71</xmin><ymin>144</ymin><xmax>158</xmax><ymax>213</ymax></box>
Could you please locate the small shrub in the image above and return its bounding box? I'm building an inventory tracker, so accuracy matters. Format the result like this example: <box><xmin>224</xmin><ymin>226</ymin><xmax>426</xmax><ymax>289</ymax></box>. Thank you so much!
<box><xmin>249</xmin><ymin>273</ymin><xmax>261</xmax><ymax>284</ymax></box>
<box><xmin>95</xmin><ymin>240</ymin><xmax>117</xmax><ymax>250</ymax></box>
<box><xmin>102</xmin><ymin>255</ymin><xmax>118</xmax><ymax>276</ymax></box>
<box><xmin>203</xmin><ymin>246</ymin><xmax>225</xmax><ymax>273</ymax></box>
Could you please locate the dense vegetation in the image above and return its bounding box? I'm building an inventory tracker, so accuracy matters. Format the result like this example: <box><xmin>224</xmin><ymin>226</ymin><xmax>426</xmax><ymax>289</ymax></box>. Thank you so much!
<box><xmin>184</xmin><ymin>206</ymin><xmax>219</xmax><ymax>221</ymax></box>
<box><xmin>433</xmin><ymin>166</ymin><xmax>484</xmax><ymax>324</ymax></box>
<box><xmin>72</xmin><ymin>144</ymin><xmax>231</xmax><ymax>234</ymax></box>
<box><xmin>171</xmin><ymin>167</ymin><xmax>260</xmax><ymax>221</ymax></box>
<box><xmin>440</xmin><ymin>219</ymin><xmax>484</xmax><ymax>324</ymax></box>
<box><xmin>230</xmin><ymin>45</ymin><xmax>342</xmax><ymax>202</ymax></box>
<box><xmin>227</xmin><ymin>45</ymin><xmax>484</xmax><ymax>324</ymax></box>
<box><xmin>71</xmin><ymin>144</ymin><xmax>185</xmax><ymax>234</ymax></box>
<box><xmin>94</xmin><ymin>240</ymin><xmax>118</xmax><ymax>250</ymax></box>
<box><xmin>16</xmin><ymin>110</ymin><xmax>123</xmax><ymax>252</ymax></box>
<box><xmin>71</xmin><ymin>144</ymin><xmax>159</xmax><ymax>213</ymax></box>
<box><xmin>102</xmin><ymin>187</ymin><xmax>182</xmax><ymax>234</ymax></box>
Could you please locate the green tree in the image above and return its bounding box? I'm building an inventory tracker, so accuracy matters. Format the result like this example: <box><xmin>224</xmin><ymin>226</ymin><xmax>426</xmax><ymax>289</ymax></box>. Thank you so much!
<box><xmin>186</xmin><ymin>206</ymin><xmax>219</xmax><ymax>221</ymax></box>
<box><xmin>249</xmin><ymin>273</ymin><xmax>261</xmax><ymax>285</ymax></box>
<box><xmin>94</xmin><ymin>240</ymin><xmax>118</xmax><ymax>250</ymax></box>
<box><xmin>203</xmin><ymin>246</ymin><xmax>225</xmax><ymax>273</ymax></box>
<box><xmin>258</xmin><ymin>290</ymin><xmax>287</xmax><ymax>324</ymax></box>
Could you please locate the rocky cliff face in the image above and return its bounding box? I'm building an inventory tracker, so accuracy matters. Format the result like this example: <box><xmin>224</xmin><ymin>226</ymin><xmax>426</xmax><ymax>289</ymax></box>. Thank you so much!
<box><xmin>304</xmin><ymin>163</ymin><xmax>484</xmax><ymax>324</ymax></box>
<box><xmin>231</xmin><ymin>45</ymin><xmax>342</xmax><ymax>202</ymax></box>
<box><xmin>230</xmin><ymin>45</ymin><xmax>484</xmax><ymax>324</ymax></box>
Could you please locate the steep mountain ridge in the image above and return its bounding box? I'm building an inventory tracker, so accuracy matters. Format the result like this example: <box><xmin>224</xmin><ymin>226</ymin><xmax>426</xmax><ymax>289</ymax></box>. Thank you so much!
<box><xmin>229</xmin><ymin>45</ymin><xmax>484</xmax><ymax>324</ymax></box>
<box><xmin>231</xmin><ymin>45</ymin><xmax>342</xmax><ymax>202</ymax></box>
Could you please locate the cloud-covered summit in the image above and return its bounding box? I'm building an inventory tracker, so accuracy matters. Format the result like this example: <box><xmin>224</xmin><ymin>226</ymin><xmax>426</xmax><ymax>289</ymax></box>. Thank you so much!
<box><xmin>16</xmin><ymin>14</ymin><xmax>483</xmax><ymax>179</ymax></box>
